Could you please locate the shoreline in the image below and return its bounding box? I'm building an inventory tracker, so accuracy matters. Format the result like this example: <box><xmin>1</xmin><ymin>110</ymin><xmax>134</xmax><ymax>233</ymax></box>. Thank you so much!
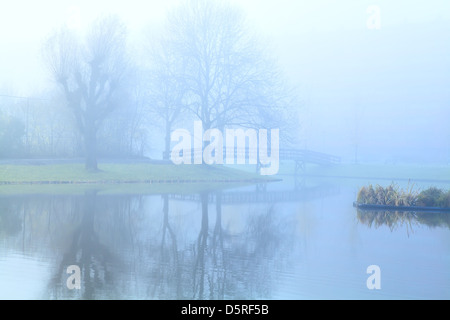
<box><xmin>1</xmin><ymin>162</ymin><xmax>449</xmax><ymax>186</ymax></box>
<box><xmin>0</xmin><ymin>163</ymin><xmax>277</xmax><ymax>190</ymax></box>
<box><xmin>0</xmin><ymin>178</ymin><xmax>279</xmax><ymax>186</ymax></box>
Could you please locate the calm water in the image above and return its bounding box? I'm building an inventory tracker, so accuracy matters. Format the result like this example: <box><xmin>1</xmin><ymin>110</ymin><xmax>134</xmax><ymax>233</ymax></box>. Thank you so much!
<box><xmin>0</xmin><ymin>177</ymin><xmax>449</xmax><ymax>300</ymax></box>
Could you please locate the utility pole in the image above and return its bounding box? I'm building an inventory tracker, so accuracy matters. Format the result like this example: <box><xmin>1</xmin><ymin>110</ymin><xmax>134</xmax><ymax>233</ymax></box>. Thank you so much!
<box><xmin>26</xmin><ymin>98</ymin><xmax>30</xmax><ymax>155</ymax></box>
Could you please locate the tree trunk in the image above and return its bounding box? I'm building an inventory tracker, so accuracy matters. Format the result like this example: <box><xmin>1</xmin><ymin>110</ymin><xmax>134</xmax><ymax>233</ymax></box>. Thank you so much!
<box><xmin>84</xmin><ymin>126</ymin><xmax>98</xmax><ymax>172</ymax></box>
<box><xmin>164</xmin><ymin>122</ymin><xmax>171</xmax><ymax>161</ymax></box>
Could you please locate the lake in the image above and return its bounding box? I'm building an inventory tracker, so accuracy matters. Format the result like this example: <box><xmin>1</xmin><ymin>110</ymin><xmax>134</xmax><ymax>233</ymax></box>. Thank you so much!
<box><xmin>0</xmin><ymin>176</ymin><xmax>449</xmax><ymax>300</ymax></box>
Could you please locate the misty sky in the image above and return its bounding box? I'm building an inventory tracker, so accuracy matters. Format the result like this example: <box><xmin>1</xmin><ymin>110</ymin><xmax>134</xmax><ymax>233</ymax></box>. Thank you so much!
<box><xmin>1</xmin><ymin>0</ymin><xmax>449</xmax><ymax>163</ymax></box>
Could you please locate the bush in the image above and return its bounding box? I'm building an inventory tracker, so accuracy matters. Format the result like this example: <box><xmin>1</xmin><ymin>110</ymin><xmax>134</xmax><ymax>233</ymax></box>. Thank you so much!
<box><xmin>438</xmin><ymin>191</ymin><xmax>450</xmax><ymax>208</ymax></box>
<box><xmin>416</xmin><ymin>187</ymin><xmax>444</xmax><ymax>207</ymax></box>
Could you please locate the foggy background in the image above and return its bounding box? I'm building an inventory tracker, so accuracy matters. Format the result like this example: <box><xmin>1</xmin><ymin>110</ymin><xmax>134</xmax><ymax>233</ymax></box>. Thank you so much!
<box><xmin>1</xmin><ymin>0</ymin><xmax>449</xmax><ymax>164</ymax></box>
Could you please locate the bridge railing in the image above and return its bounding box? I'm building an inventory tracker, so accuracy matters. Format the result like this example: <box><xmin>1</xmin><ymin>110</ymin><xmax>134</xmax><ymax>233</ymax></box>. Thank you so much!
<box><xmin>164</xmin><ymin>147</ymin><xmax>261</xmax><ymax>163</ymax></box>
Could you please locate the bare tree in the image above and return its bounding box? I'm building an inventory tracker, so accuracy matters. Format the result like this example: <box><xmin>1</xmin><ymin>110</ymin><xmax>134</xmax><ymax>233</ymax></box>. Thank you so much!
<box><xmin>145</xmin><ymin>38</ymin><xmax>189</xmax><ymax>160</ymax></box>
<box><xmin>164</xmin><ymin>0</ymin><xmax>296</xmax><ymax>136</ymax></box>
<box><xmin>44</xmin><ymin>16</ymin><xmax>130</xmax><ymax>171</ymax></box>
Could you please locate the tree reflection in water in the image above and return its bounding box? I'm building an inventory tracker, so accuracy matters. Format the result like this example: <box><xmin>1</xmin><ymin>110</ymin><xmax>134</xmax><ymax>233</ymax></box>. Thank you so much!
<box><xmin>357</xmin><ymin>209</ymin><xmax>450</xmax><ymax>236</ymax></box>
<box><xmin>189</xmin><ymin>192</ymin><xmax>296</xmax><ymax>300</ymax></box>
<box><xmin>0</xmin><ymin>198</ymin><xmax>23</xmax><ymax>238</ymax></box>
<box><xmin>152</xmin><ymin>194</ymin><xmax>181</xmax><ymax>299</ymax></box>
<box><xmin>0</xmin><ymin>190</ymin><xmax>296</xmax><ymax>300</ymax></box>
<box><xmin>48</xmin><ymin>191</ymin><xmax>125</xmax><ymax>299</ymax></box>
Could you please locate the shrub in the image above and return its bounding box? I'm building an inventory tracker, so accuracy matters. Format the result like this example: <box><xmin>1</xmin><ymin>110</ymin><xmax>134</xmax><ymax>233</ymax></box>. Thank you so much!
<box><xmin>438</xmin><ymin>191</ymin><xmax>450</xmax><ymax>208</ymax></box>
<box><xmin>416</xmin><ymin>187</ymin><xmax>444</xmax><ymax>207</ymax></box>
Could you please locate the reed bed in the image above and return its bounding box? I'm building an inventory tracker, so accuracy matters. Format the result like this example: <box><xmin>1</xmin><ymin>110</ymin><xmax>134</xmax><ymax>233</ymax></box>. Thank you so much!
<box><xmin>357</xmin><ymin>183</ymin><xmax>450</xmax><ymax>208</ymax></box>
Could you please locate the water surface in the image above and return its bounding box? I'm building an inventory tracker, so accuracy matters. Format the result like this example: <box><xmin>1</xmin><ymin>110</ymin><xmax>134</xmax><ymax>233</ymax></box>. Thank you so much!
<box><xmin>0</xmin><ymin>177</ymin><xmax>449</xmax><ymax>299</ymax></box>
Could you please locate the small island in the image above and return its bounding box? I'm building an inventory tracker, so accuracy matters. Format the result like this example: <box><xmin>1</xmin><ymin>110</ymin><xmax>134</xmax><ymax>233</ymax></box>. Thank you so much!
<box><xmin>354</xmin><ymin>183</ymin><xmax>450</xmax><ymax>212</ymax></box>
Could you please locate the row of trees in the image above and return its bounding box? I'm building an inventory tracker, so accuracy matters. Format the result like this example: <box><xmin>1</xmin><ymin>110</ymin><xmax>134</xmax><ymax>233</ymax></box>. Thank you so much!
<box><xmin>0</xmin><ymin>94</ymin><xmax>145</xmax><ymax>159</ymax></box>
<box><xmin>41</xmin><ymin>0</ymin><xmax>296</xmax><ymax>171</ymax></box>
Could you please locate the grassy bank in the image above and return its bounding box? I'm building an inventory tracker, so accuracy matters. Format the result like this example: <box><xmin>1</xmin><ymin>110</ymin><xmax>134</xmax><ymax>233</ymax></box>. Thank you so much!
<box><xmin>0</xmin><ymin>163</ymin><xmax>276</xmax><ymax>195</ymax></box>
<box><xmin>0</xmin><ymin>163</ymin><xmax>272</xmax><ymax>185</ymax></box>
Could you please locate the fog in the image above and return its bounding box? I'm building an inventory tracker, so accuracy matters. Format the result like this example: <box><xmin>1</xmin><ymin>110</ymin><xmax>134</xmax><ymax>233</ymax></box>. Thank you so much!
<box><xmin>1</xmin><ymin>0</ymin><xmax>449</xmax><ymax>164</ymax></box>
<box><xmin>1</xmin><ymin>0</ymin><xmax>450</xmax><ymax>302</ymax></box>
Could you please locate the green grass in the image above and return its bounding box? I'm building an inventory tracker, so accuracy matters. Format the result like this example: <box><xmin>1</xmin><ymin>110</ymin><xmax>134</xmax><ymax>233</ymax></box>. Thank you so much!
<box><xmin>0</xmin><ymin>163</ymin><xmax>277</xmax><ymax>195</ymax></box>
<box><xmin>0</xmin><ymin>163</ymin><xmax>273</xmax><ymax>184</ymax></box>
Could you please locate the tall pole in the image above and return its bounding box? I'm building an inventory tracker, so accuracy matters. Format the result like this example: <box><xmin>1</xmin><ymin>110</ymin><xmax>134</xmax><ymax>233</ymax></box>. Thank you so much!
<box><xmin>26</xmin><ymin>98</ymin><xmax>30</xmax><ymax>155</ymax></box>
